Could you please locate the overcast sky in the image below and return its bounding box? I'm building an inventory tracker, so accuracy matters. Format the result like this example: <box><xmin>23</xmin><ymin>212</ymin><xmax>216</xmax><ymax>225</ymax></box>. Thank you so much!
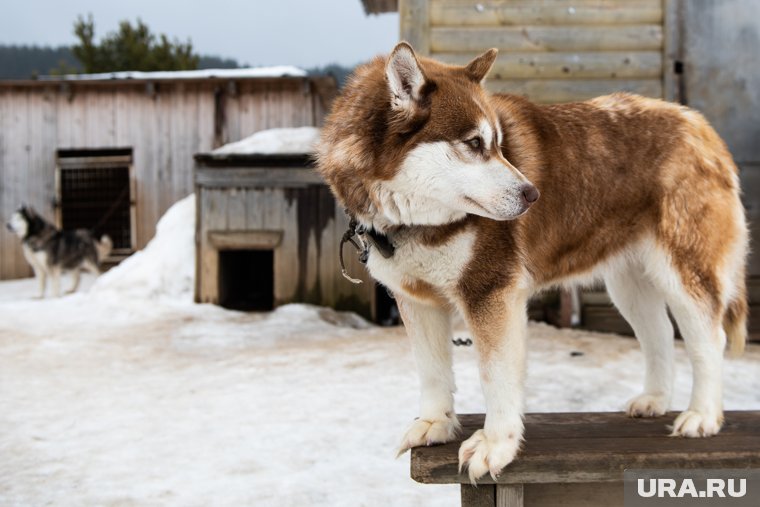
<box><xmin>1</xmin><ymin>0</ymin><xmax>400</xmax><ymax>68</ymax></box>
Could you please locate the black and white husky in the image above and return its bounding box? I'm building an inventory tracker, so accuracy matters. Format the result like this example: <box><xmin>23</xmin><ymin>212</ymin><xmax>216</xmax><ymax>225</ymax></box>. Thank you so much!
<box><xmin>6</xmin><ymin>206</ymin><xmax>112</xmax><ymax>297</ymax></box>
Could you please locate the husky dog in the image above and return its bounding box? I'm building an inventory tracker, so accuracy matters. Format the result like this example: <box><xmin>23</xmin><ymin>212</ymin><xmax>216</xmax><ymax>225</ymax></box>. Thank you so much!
<box><xmin>6</xmin><ymin>206</ymin><xmax>112</xmax><ymax>298</ymax></box>
<box><xmin>317</xmin><ymin>43</ymin><xmax>748</xmax><ymax>482</ymax></box>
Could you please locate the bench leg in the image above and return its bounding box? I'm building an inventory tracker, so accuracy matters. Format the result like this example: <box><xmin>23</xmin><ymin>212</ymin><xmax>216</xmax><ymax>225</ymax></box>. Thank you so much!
<box><xmin>497</xmin><ymin>484</ymin><xmax>524</xmax><ymax>507</ymax></box>
<box><xmin>461</xmin><ymin>484</ymin><xmax>495</xmax><ymax>507</ymax></box>
<box><xmin>460</xmin><ymin>484</ymin><xmax>523</xmax><ymax>507</ymax></box>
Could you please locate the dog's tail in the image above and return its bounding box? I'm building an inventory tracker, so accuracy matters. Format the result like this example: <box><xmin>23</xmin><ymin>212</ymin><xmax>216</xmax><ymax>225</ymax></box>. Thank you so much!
<box><xmin>95</xmin><ymin>235</ymin><xmax>113</xmax><ymax>262</ymax></box>
<box><xmin>723</xmin><ymin>282</ymin><xmax>748</xmax><ymax>358</ymax></box>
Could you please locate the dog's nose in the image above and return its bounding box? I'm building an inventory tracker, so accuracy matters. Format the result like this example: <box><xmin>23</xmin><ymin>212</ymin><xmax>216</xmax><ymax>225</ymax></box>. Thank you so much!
<box><xmin>521</xmin><ymin>184</ymin><xmax>540</xmax><ymax>205</ymax></box>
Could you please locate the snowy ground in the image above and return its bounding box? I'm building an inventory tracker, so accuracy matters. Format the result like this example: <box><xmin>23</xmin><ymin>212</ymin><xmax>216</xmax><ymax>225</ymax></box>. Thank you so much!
<box><xmin>1</xmin><ymin>198</ymin><xmax>758</xmax><ymax>507</ymax></box>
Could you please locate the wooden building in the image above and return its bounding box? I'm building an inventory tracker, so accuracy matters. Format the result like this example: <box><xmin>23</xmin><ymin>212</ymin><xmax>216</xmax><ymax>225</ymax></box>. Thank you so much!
<box><xmin>194</xmin><ymin>151</ymin><xmax>395</xmax><ymax>322</ymax></box>
<box><xmin>0</xmin><ymin>69</ymin><xmax>336</xmax><ymax>280</ymax></box>
<box><xmin>369</xmin><ymin>0</ymin><xmax>675</xmax><ymax>102</ymax></box>
<box><xmin>365</xmin><ymin>0</ymin><xmax>760</xmax><ymax>339</ymax></box>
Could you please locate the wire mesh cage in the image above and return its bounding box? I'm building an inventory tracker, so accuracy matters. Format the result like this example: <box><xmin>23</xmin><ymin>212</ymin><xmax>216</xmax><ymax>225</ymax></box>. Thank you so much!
<box><xmin>56</xmin><ymin>148</ymin><xmax>135</xmax><ymax>256</ymax></box>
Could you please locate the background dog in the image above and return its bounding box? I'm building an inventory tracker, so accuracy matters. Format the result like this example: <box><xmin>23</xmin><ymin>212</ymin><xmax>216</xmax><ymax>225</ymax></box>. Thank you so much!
<box><xmin>317</xmin><ymin>43</ymin><xmax>748</xmax><ymax>482</ymax></box>
<box><xmin>6</xmin><ymin>206</ymin><xmax>112</xmax><ymax>298</ymax></box>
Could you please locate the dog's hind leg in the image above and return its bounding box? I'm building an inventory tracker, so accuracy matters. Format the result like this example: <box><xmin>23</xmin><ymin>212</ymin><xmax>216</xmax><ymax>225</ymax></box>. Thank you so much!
<box><xmin>605</xmin><ymin>265</ymin><xmax>674</xmax><ymax>417</ymax></box>
<box><xmin>395</xmin><ymin>296</ymin><xmax>460</xmax><ymax>457</ymax></box>
<box><xmin>666</xmin><ymin>284</ymin><xmax>726</xmax><ymax>437</ymax></box>
<box><xmin>83</xmin><ymin>259</ymin><xmax>100</xmax><ymax>274</ymax></box>
<box><xmin>50</xmin><ymin>267</ymin><xmax>62</xmax><ymax>298</ymax></box>
<box><xmin>668</xmin><ymin>296</ymin><xmax>725</xmax><ymax>437</ymax></box>
<box><xmin>32</xmin><ymin>266</ymin><xmax>47</xmax><ymax>299</ymax></box>
<box><xmin>67</xmin><ymin>269</ymin><xmax>81</xmax><ymax>294</ymax></box>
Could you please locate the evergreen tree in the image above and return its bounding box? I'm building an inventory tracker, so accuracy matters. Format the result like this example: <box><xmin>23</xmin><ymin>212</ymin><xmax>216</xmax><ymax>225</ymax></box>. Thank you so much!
<box><xmin>71</xmin><ymin>15</ymin><xmax>199</xmax><ymax>73</ymax></box>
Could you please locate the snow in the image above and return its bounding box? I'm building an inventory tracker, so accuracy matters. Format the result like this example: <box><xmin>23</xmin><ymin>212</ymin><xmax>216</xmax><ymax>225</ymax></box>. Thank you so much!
<box><xmin>1</xmin><ymin>197</ymin><xmax>759</xmax><ymax>507</ymax></box>
<box><xmin>41</xmin><ymin>66</ymin><xmax>307</xmax><ymax>82</ymax></box>
<box><xmin>211</xmin><ymin>127</ymin><xmax>321</xmax><ymax>155</ymax></box>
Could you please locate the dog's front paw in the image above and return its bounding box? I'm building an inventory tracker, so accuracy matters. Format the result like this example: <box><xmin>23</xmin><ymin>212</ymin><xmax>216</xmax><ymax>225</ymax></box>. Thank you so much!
<box><xmin>626</xmin><ymin>393</ymin><xmax>669</xmax><ymax>418</ymax></box>
<box><xmin>458</xmin><ymin>428</ymin><xmax>522</xmax><ymax>484</ymax></box>
<box><xmin>670</xmin><ymin>409</ymin><xmax>723</xmax><ymax>437</ymax></box>
<box><xmin>396</xmin><ymin>414</ymin><xmax>460</xmax><ymax>457</ymax></box>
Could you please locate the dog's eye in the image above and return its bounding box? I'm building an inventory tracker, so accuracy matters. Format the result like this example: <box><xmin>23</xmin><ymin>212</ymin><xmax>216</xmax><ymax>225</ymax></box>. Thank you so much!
<box><xmin>466</xmin><ymin>136</ymin><xmax>482</xmax><ymax>150</ymax></box>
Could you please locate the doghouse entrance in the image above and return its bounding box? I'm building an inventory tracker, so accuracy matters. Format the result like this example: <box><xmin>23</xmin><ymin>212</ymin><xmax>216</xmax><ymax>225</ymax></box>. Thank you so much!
<box><xmin>218</xmin><ymin>249</ymin><xmax>274</xmax><ymax>311</ymax></box>
<box><xmin>56</xmin><ymin>148</ymin><xmax>135</xmax><ymax>256</ymax></box>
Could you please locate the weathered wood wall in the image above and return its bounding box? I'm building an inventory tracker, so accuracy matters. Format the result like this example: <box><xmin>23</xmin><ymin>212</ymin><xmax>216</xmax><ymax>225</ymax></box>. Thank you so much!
<box><xmin>195</xmin><ymin>164</ymin><xmax>375</xmax><ymax>318</ymax></box>
<box><xmin>400</xmin><ymin>0</ymin><xmax>669</xmax><ymax>102</ymax></box>
<box><xmin>579</xmin><ymin>0</ymin><xmax>760</xmax><ymax>341</ymax></box>
<box><xmin>0</xmin><ymin>77</ymin><xmax>334</xmax><ymax>280</ymax></box>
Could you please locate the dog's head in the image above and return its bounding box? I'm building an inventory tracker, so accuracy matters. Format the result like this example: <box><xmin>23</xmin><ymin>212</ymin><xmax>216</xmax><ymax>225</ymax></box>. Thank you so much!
<box><xmin>6</xmin><ymin>205</ymin><xmax>42</xmax><ymax>239</ymax></box>
<box><xmin>317</xmin><ymin>42</ymin><xmax>538</xmax><ymax>230</ymax></box>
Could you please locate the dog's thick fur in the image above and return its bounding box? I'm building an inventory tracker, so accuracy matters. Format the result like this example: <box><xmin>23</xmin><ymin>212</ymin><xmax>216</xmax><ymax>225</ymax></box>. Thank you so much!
<box><xmin>317</xmin><ymin>43</ymin><xmax>748</xmax><ymax>482</ymax></box>
<box><xmin>6</xmin><ymin>206</ymin><xmax>112</xmax><ymax>297</ymax></box>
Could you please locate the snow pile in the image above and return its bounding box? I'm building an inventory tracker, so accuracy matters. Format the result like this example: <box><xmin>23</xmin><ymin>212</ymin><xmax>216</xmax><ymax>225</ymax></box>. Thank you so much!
<box><xmin>43</xmin><ymin>66</ymin><xmax>307</xmax><ymax>81</ymax></box>
<box><xmin>91</xmin><ymin>194</ymin><xmax>195</xmax><ymax>300</ymax></box>
<box><xmin>212</xmin><ymin>126</ymin><xmax>320</xmax><ymax>155</ymax></box>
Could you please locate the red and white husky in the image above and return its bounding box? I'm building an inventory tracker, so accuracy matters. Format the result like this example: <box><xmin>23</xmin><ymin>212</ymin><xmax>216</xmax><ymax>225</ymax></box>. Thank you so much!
<box><xmin>317</xmin><ymin>43</ymin><xmax>748</xmax><ymax>482</ymax></box>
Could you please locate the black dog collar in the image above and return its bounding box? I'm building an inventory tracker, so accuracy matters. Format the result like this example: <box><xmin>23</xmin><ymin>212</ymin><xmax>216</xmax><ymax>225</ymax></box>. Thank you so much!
<box><xmin>338</xmin><ymin>214</ymin><xmax>396</xmax><ymax>284</ymax></box>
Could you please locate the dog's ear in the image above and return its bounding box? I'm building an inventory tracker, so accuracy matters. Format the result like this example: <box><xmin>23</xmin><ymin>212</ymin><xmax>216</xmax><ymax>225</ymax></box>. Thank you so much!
<box><xmin>465</xmin><ymin>48</ymin><xmax>498</xmax><ymax>84</ymax></box>
<box><xmin>386</xmin><ymin>42</ymin><xmax>428</xmax><ymax>110</ymax></box>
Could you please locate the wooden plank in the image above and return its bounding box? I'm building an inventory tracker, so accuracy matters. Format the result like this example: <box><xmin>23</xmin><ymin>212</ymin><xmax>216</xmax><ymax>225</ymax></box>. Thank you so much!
<box><xmin>245</xmin><ymin>189</ymin><xmax>266</xmax><ymax>230</ymax></box>
<box><xmin>400</xmin><ymin>0</ymin><xmax>431</xmax><ymax>54</ymax></box>
<box><xmin>208</xmin><ymin>230</ymin><xmax>283</xmax><ymax>250</ymax></box>
<box><xmin>0</xmin><ymin>90</ymin><xmax>7</xmax><ymax>279</ymax></box>
<box><xmin>0</xmin><ymin>89</ymin><xmax>20</xmax><ymax>278</ymax></box>
<box><xmin>747</xmin><ymin>304</ymin><xmax>760</xmax><ymax>342</ymax></box>
<box><xmin>662</xmin><ymin>0</ymin><xmax>681</xmax><ymax>102</ymax></box>
<box><xmin>195</xmin><ymin>168</ymin><xmax>323</xmax><ymax>188</ymax></box>
<box><xmin>317</xmin><ymin>186</ymin><xmax>337</xmax><ymax>306</ymax></box>
<box><xmin>226</xmin><ymin>188</ymin><xmax>247</xmax><ymax>230</ymax></box>
<box><xmin>433</xmin><ymin>51</ymin><xmax>662</xmax><ymax>79</ymax></box>
<box><xmin>430</xmin><ymin>26</ymin><xmax>663</xmax><ymax>53</ymax></box>
<box><xmin>137</xmin><ymin>89</ymin><xmax>162</xmax><ymax>248</ymax></box>
<box><xmin>57</xmin><ymin>155</ymin><xmax>132</xmax><ymax>167</ymax></box>
<box><xmin>497</xmin><ymin>484</ymin><xmax>523</xmax><ymax>507</ymax></box>
<box><xmin>175</xmin><ymin>85</ymin><xmax>200</xmax><ymax>198</ymax></box>
<box><xmin>264</xmin><ymin>188</ymin><xmax>294</xmax><ymax>303</ymax></box>
<box><xmin>411</xmin><ymin>411</ymin><xmax>760</xmax><ymax>485</ymax></box>
<box><xmin>580</xmin><ymin>290</ymin><xmax>612</xmax><ymax>306</ymax></box>
<box><xmin>487</xmin><ymin>79</ymin><xmax>663</xmax><ymax>103</ymax></box>
<box><xmin>581</xmin><ymin>305</ymin><xmax>634</xmax><ymax>336</ymax></box>
<box><xmin>157</xmin><ymin>86</ymin><xmax>175</xmax><ymax>220</ymax></box>
<box><xmin>462</xmin><ymin>484</ymin><xmax>496</xmax><ymax>507</ymax></box>
<box><xmin>747</xmin><ymin>277</ymin><xmax>760</xmax><ymax>303</ymax></box>
<box><xmin>430</xmin><ymin>0</ymin><xmax>662</xmax><ymax>27</ymax></box>
<box><xmin>197</xmin><ymin>188</ymin><xmax>228</xmax><ymax>303</ymax></box>
<box><xmin>523</xmin><ymin>482</ymin><xmax>622</xmax><ymax>507</ymax></box>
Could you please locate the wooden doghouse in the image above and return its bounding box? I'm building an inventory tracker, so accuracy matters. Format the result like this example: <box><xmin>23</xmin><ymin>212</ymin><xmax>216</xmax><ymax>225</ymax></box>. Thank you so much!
<box><xmin>194</xmin><ymin>150</ymin><xmax>396</xmax><ymax>322</ymax></box>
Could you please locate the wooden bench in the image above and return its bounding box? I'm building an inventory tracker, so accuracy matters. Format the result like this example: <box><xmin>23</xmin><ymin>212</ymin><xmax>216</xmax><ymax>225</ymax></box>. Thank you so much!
<box><xmin>411</xmin><ymin>411</ymin><xmax>760</xmax><ymax>507</ymax></box>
